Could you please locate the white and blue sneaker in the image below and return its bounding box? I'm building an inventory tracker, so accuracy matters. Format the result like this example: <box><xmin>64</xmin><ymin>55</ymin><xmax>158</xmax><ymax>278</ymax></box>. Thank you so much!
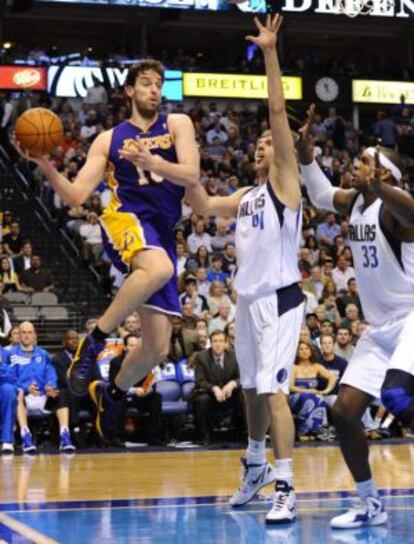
<box><xmin>22</xmin><ymin>431</ymin><xmax>36</xmax><ymax>454</ymax></box>
<box><xmin>60</xmin><ymin>430</ymin><xmax>76</xmax><ymax>453</ymax></box>
<box><xmin>266</xmin><ymin>481</ymin><xmax>297</xmax><ymax>525</ymax></box>
<box><xmin>230</xmin><ymin>458</ymin><xmax>276</xmax><ymax>507</ymax></box>
<box><xmin>330</xmin><ymin>496</ymin><xmax>387</xmax><ymax>529</ymax></box>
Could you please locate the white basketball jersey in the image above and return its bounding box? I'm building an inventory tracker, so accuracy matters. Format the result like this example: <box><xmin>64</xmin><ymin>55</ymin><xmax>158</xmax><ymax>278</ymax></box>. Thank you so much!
<box><xmin>349</xmin><ymin>193</ymin><xmax>414</xmax><ymax>326</ymax></box>
<box><xmin>234</xmin><ymin>181</ymin><xmax>302</xmax><ymax>299</ymax></box>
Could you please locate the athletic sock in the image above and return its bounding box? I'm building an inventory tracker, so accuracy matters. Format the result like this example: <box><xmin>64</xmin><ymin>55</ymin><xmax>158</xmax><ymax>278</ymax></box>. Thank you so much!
<box><xmin>20</xmin><ymin>427</ymin><xmax>30</xmax><ymax>437</ymax></box>
<box><xmin>108</xmin><ymin>382</ymin><xmax>127</xmax><ymax>401</ymax></box>
<box><xmin>275</xmin><ymin>458</ymin><xmax>293</xmax><ymax>487</ymax></box>
<box><xmin>91</xmin><ymin>326</ymin><xmax>108</xmax><ymax>342</ymax></box>
<box><xmin>356</xmin><ymin>479</ymin><xmax>379</xmax><ymax>501</ymax></box>
<box><xmin>60</xmin><ymin>426</ymin><xmax>69</xmax><ymax>435</ymax></box>
<box><xmin>246</xmin><ymin>438</ymin><xmax>266</xmax><ymax>465</ymax></box>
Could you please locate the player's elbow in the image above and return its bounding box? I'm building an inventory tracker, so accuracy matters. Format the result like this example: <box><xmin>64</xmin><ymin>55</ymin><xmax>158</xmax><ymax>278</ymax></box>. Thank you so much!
<box><xmin>67</xmin><ymin>193</ymin><xmax>84</xmax><ymax>207</ymax></box>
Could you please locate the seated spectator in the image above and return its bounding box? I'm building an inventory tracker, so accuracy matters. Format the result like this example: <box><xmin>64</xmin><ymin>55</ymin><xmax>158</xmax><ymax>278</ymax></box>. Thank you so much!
<box><xmin>319</xmin><ymin>279</ymin><xmax>338</xmax><ymax>305</ymax></box>
<box><xmin>207</xmin><ymin>280</ymin><xmax>231</xmax><ymax>317</ymax></box>
<box><xmin>52</xmin><ymin>330</ymin><xmax>99</xmax><ymax>446</ymax></box>
<box><xmin>334</xmin><ymin>326</ymin><xmax>355</xmax><ymax>360</ymax></box>
<box><xmin>79</xmin><ymin>212</ymin><xmax>103</xmax><ymax>265</ymax></box>
<box><xmin>1</xmin><ymin>211</ymin><xmax>13</xmax><ymax>237</ymax></box>
<box><xmin>331</xmin><ymin>253</ymin><xmax>355</xmax><ymax>293</ymax></box>
<box><xmin>316</xmin><ymin>212</ymin><xmax>341</xmax><ymax>247</ymax></box>
<box><xmin>224</xmin><ymin>321</ymin><xmax>235</xmax><ymax>351</ymax></box>
<box><xmin>118</xmin><ymin>313</ymin><xmax>141</xmax><ymax>338</ymax></box>
<box><xmin>0</xmin><ymin>347</ymin><xmax>18</xmax><ymax>454</ymax></box>
<box><xmin>86</xmin><ymin>194</ymin><xmax>103</xmax><ymax>216</ymax></box>
<box><xmin>195</xmin><ymin>267</ymin><xmax>210</xmax><ymax>297</ymax></box>
<box><xmin>3</xmin><ymin>221</ymin><xmax>24</xmax><ymax>256</ymax></box>
<box><xmin>290</xmin><ymin>340</ymin><xmax>337</xmax><ymax>441</ymax></box>
<box><xmin>0</xmin><ymin>256</ymin><xmax>23</xmax><ymax>293</ymax></box>
<box><xmin>181</xmin><ymin>301</ymin><xmax>198</xmax><ymax>330</ymax></box>
<box><xmin>302</xmin><ymin>265</ymin><xmax>325</xmax><ymax>301</ymax></box>
<box><xmin>341</xmin><ymin>303</ymin><xmax>361</xmax><ymax>329</ymax></box>
<box><xmin>211</xmin><ymin>220</ymin><xmax>234</xmax><ymax>253</ymax></box>
<box><xmin>4</xmin><ymin>325</ymin><xmax>20</xmax><ymax>351</ymax></box>
<box><xmin>221</xmin><ymin>243</ymin><xmax>237</xmax><ymax>275</ymax></box>
<box><xmin>337</xmin><ymin>278</ymin><xmax>362</xmax><ymax>318</ymax></box>
<box><xmin>20</xmin><ymin>255</ymin><xmax>55</xmax><ymax>294</ymax></box>
<box><xmin>318</xmin><ymin>334</ymin><xmax>348</xmax><ymax>403</ymax></box>
<box><xmin>299</xmin><ymin>248</ymin><xmax>313</xmax><ymax>278</ymax></box>
<box><xmin>109</xmin><ymin>334</ymin><xmax>163</xmax><ymax>445</ymax></box>
<box><xmin>176</xmin><ymin>242</ymin><xmax>188</xmax><ymax>277</ymax></box>
<box><xmin>5</xmin><ymin>321</ymin><xmax>75</xmax><ymax>453</ymax></box>
<box><xmin>169</xmin><ymin>316</ymin><xmax>201</xmax><ymax>362</ymax></box>
<box><xmin>207</xmin><ymin>256</ymin><xmax>230</xmax><ymax>284</ymax></box>
<box><xmin>305</xmin><ymin>313</ymin><xmax>320</xmax><ymax>341</ymax></box>
<box><xmin>179</xmin><ymin>276</ymin><xmax>209</xmax><ymax>316</ymax></box>
<box><xmin>192</xmin><ymin>330</ymin><xmax>244</xmax><ymax>445</ymax></box>
<box><xmin>13</xmin><ymin>241</ymin><xmax>33</xmax><ymax>275</ymax></box>
<box><xmin>187</xmin><ymin>220</ymin><xmax>213</xmax><ymax>254</ymax></box>
<box><xmin>208</xmin><ymin>302</ymin><xmax>232</xmax><ymax>334</ymax></box>
<box><xmin>304</xmin><ymin>235</ymin><xmax>319</xmax><ymax>266</ymax></box>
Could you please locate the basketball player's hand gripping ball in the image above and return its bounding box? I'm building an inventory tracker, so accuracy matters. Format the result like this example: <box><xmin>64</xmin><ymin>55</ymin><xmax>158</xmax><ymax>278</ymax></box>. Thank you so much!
<box><xmin>245</xmin><ymin>13</ymin><xmax>283</xmax><ymax>51</ymax></box>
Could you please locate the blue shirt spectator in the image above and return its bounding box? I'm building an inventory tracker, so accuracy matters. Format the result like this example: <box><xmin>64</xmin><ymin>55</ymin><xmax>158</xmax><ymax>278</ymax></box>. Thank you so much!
<box><xmin>4</xmin><ymin>344</ymin><xmax>57</xmax><ymax>394</ymax></box>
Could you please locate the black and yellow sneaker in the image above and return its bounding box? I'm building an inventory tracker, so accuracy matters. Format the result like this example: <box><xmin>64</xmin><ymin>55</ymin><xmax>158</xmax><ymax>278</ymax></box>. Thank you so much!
<box><xmin>67</xmin><ymin>334</ymin><xmax>106</xmax><ymax>397</ymax></box>
<box><xmin>89</xmin><ymin>381</ymin><xmax>126</xmax><ymax>442</ymax></box>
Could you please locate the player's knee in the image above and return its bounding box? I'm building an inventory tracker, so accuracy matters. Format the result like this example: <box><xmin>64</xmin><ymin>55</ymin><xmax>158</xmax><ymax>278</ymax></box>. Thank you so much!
<box><xmin>331</xmin><ymin>400</ymin><xmax>354</xmax><ymax>428</ymax></box>
<box><xmin>381</xmin><ymin>369</ymin><xmax>414</xmax><ymax>421</ymax></box>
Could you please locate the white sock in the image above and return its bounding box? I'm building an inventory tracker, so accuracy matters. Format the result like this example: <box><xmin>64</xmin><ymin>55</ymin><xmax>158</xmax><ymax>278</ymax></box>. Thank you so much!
<box><xmin>246</xmin><ymin>438</ymin><xmax>266</xmax><ymax>465</ymax></box>
<box><xmin>381</xmin><ymin>415</ymin><xmax>394</xmax><ymax>429</ymax></box>
<box><xmin>356</xmin><ymin>479</ymin><xmax>379</xmax><ymax>500</ymax></box>
<box><xmin>20</xmin><ymin>427</ymin><xmax>30</xmax><ymax>437</ymax></box>
<box><xmin>60</xmin><ymin>426</ymin><xmax>69</xmax><ymax>435</ymax></box>
<box><xmin>275</xmin><ymin>458</ymin><xmax>293</xmax><ymax>486</ymax></box>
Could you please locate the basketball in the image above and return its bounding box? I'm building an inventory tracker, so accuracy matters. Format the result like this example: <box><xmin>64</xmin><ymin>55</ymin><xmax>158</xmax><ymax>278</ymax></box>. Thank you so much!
<box><xmin>14</xmin><ymin>107</ymin><xmax>63</xmax><ymax>157</ymax></box>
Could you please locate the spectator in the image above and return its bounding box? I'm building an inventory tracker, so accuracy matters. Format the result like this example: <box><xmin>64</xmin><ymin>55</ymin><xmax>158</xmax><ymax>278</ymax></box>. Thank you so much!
<box><xmin>84</xmin><ymin>81</ymin><xmax>108</xmax><ymax>107</ymax></box>
<box><xmin>181</xmin><ymin>301</ymin><xmax>198</xmax><ymax>331</ymax></box>
<box><xmin>208</xmin><ymin>302</ymin><xmax>232</xmax><ymax>334</ymax></box>
<box><xmin>341</xmin><ymin>303</ymin><xmax>361</xmax><ymax>329</ymax></box>
<box><xmin>20</xmin><ymin>256</ymin><xmax>55</xmax><ymax>294</ymax></box>
<box><xmin>195</xmin><ymin>267</ymin><xmax>210</xmax><ymax>298</ymax></box>
<box><xmin>334</xmin><ymin>326</ymin><xmax>355</xmax><ymax>360</ymax></box>
<box><xmin>318</xmin><ymin>334</ymin><xmax>348</xmax><ymax>397</ymax></box>
<box><xmin>207</xmin><ymin>255</ymin><xmax>229</xmax><ymax>284</ymax></box>
<box><xmin>206</xmin><ymin>119</ymin><xmax>228</xmax><ymax>145</ymax></box>
<box><xmin>3</xmin><ymin>222</ymin><xmax>24</xmax><ymax>256</ymax></box>
<box><xmin>6</xmin><ymin>321</ymin><xmax>75</xmax><ymax>453</ymax></box>
<box><xmin>109</xmin><ymin>333</ymin><xmax>163</xmax><ymax>445</ymax></box>
<box><xmin>119</xmin><ymin>313</ymin><xmax>141</xmax><ymax>338</ymax></box>
<box><xmin>290</xmin><ymin>340</ymin><xmax>337</xmax><ymax>441</ymax></box>
<box><xmin>179</xmin><ymin>276</ymin><xmax>209</xmax><ymax>316</ymax></box>
<box><xmin>211</xmin><ymin>220</ymin><xmax>234</xmax><ymax>252</ymax></box>
<box><xmin>304</xmin><ymin>236</ymin><xmax>319</xmax><ymax>265</ymax></box>
<box><xmin>169</xmin><ymin>316</ymin><xmax>201</xmax><ymax>362</ymax></box>
<box><xmin>0</xmin><ymin>283</ymin><xmax>12</xmax><ymax>345</ymax></box>
<box><xmin>224</xmin><ymin>321</ymin><xmax>235</xmax><ymax>351</ymax></box>
<box><xmin>79</xmin><ymin>212</ymin><xmax>104</xmax><ymax>265</ymax></box>
<box><xmin>176</xmin><ymin>242</ymin><xmax>188</xmax><ymax>277</ymax></box>
<box><xmin>192</xmin><ymin>245</ymin><xmax>212</xmax><ymax>270</ymax></box>
<box><xmin>337</xmin><ymin>278</ymin><xmax>362</xmax><ymax>318</ymax></box>
<box><xmin>13</xmin><ymin>241</ymin><xmax>33</xmax><ymax>275</ymax></box>
<box><xmin>373</xmin><ymin>110</ymin><xmax>396</xmax><ymax>148</ymax></box>
<box><xmin>316</xmin><ymin>212</ymin><xmax>341</xmax><ymax>247</ymax></box>
<box><xmin>0</xmin><ymin>256</ymin><xmax>23</xmax><ymax>292</ymax></box>
<box><xmin>331</xmin><ymin>253</ymin><xmax>356</xmax><ymax>293</ymax></box>
<box><xmin>5</xmin><ymin>325</ymin><xmax>20</xmax><ymax>350</ymax></box>
<box><xmin>302</xmin><ymin>265</ymin><xmax>325</xmax><ymax>301</ymax></box>
<box><xmin>187</xmin><ymin>220</ymin><xmax>213</xmax><ymax>254</ymax></box>
<box><xmin>207</xmin><ymin>280</ymin><xmax>231</xmax><ymax>317</ymax></box>
<box><xmin>192</xmin><ymin>330</ymin><xmax>244</xmax><ymax>445</ymax></box>
<box><xmin>221</xmin><ymin>243</ymin><xmax>237</xmax><ymax>275</ymax></box>
<box><xmin>0</xmin><ymin>347</ymin><xmax>17</xmax><ymax>454</ymax></box>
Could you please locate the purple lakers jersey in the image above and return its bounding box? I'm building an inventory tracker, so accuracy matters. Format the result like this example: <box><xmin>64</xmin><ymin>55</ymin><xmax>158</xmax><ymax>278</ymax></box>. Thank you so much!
<box><xmin>107</xmin><ymin>114</ymin><xmax>184</xmax><ymax>230</ymax></box>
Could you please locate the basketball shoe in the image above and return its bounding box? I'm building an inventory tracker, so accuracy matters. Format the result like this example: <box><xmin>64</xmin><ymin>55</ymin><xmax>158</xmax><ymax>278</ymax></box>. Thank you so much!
<box><xmin>265</xmin><ymin>481</ymin><xmax>296</xmax><ymax>525</ymax></box>
<box><xmin>89</xmin><ymin>381</ymin><xmax>126</xmax><ymax>442</ymax></box>
<box><xmin>230</xmin><ymin>458</ymin><xmax>276</xmax><ymax>507</ymax></box>
<box><xmin>67</xmin><ymin>334</ymin><xmax>106</xmax><ymax>397</ymax></box>
<box><xmin>330</xmin><ymin>496</ymin><xmax>387</xmax><ymax>529</ymax></box>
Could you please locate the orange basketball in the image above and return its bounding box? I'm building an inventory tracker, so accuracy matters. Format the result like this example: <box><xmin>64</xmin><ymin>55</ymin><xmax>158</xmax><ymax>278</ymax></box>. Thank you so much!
<box><xmin>15</xmin><ymin>107</ymin><xmax>63</xmax><ymax>157</ymax></box>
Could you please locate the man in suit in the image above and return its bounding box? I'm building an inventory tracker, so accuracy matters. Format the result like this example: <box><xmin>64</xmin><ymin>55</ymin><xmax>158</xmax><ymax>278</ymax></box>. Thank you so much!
<box><xmin>193</xmin><ymin>330</ymin><xmax>244</xmax><ymax>445</ymax></box>
<box><xmin>13</xmin><ymin>241</ymin><xmax>33</xmax><ymax>276</ymax></box>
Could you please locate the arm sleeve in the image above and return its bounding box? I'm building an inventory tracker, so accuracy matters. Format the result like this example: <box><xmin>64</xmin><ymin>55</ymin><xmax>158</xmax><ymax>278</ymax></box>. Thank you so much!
<box><xmin>300</xmin><ymin>160</ymin><xmax>339</xmax><ymax>212</ymax></box>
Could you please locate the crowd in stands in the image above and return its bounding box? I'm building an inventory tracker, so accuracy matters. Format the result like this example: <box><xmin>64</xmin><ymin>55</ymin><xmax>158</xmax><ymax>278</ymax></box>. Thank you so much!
<box><xmin>0</xmin><ymin>81</ymin><xmax>413</xmax><ymax>454</ymax></box>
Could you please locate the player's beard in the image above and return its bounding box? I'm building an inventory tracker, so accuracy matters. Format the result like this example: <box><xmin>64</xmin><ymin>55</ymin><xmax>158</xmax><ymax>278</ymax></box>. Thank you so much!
<box><xmin>134</xmin><ymin>97</ymin><xmax>159</xmax><ymax>119</ymax></box>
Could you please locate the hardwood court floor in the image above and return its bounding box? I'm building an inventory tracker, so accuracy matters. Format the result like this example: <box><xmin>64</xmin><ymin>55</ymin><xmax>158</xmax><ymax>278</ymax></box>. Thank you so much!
<box><xmin>0</xmin><ymin>442</ymin><xmax>413</xmax><ymax>543</ymax></box>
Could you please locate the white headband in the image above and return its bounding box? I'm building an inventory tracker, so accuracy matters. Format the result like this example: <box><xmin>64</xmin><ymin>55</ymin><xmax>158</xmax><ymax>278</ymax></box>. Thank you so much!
<box><xmin>365</xmin><ymin>147</ymin><xmax>402</xmax><ymax>182</ymax></box>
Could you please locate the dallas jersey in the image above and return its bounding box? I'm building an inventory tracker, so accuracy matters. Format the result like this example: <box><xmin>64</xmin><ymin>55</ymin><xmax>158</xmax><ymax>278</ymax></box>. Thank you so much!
<box><xmin>348</xmin><ymin>193</ymin><xmax>414</xmax><ymax>327</ymax></box>
<box><xmin>234</xmin><ymin>181</ymin><xmax>302</xmax><ymax>299</ymax></box>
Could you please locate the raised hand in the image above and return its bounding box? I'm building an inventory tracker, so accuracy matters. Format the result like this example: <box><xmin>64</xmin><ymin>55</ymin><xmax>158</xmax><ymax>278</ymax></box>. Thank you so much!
<box><xmin>296</xmin><ymin>103</ymin><xmax>316</xmax><ymax>165</ymax></box>
<box><xmin>245</xmin><ymin>14</ymin><xmax>283</xmax><ymax>51</ymax></box>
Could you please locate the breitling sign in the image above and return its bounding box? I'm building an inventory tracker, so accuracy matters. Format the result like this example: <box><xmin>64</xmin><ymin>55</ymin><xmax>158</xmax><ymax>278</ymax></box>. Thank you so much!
<box><xmin>353</xmin><ymin>80</ymin><xmax>414</xmax><ymax>104</ymax></box>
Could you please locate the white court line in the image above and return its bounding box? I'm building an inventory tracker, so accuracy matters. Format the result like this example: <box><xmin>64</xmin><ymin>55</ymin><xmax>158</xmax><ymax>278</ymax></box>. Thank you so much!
<box><xmin>0</xmin><ymin>512</ymin><xmax>59</xmax><ymax>544</ymax></box>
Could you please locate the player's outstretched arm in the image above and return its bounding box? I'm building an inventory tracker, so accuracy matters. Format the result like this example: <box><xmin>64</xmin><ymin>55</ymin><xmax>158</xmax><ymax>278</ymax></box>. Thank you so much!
<box><xmin>13</xmin><ymin>131</ymin><xmax>110</xmax><ymax>207</ymax></box>
<box><xmin>296</xmin><ymin>104</ymin><xmax>356</xmax><ymax>215</ymax></box>
<box><xmin>371</xmin><ymin>149</ymin><xmax>414</xmax><ymax>231</ymax></box>
<box><xmin>186</xmin><ymin>184</ymin><xmax>250</xmax><ymax>219</ymax></box>
<box><xmin>247</xmin><ymin>14</ymin><xmax>300</xmax><ymax>210</ymax></box>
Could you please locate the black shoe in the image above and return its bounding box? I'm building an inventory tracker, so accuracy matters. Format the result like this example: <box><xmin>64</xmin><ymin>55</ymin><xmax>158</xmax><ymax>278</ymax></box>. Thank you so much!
<box><xmin>89</xmin><ymin>381</ymin><xmax>126</xmax><ymax>442</ymax></box>
<box><xmin>67</xmin><ymin>334</ymin><xmax>106</xmax><ymax>397</ymax></box>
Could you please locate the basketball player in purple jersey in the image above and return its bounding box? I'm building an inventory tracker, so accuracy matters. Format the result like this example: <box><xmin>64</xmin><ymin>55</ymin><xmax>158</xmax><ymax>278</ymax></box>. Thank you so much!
<box><xmin>14</xmin><ymin>60</ymin><xmax>200</xmax><ymax>439</ymax></box>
